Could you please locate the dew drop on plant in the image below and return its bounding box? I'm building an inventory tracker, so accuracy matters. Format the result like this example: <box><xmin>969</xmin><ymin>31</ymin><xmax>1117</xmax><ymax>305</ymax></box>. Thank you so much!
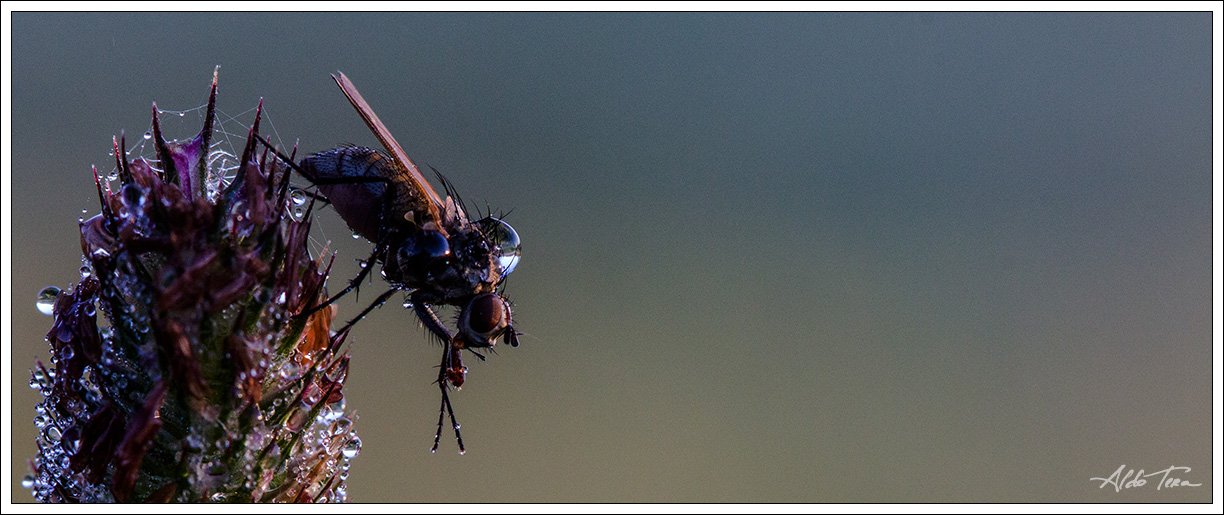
<box><xmin>36</xmin><ymin>287</ymin><xmax>61</xmax><ymax>315</ymax></box>
<box><xmin>303</xmin><ymin>386</ymin><xmax>322</xmax><ymax>405</ymax></box>
<box><xmin>341</xmin><ymin>436</ymin><xmax>361</xmax><ymax>459</ymax></box>
<box><xmin>21</xmin><ymin>475</ymin><xmax>34</xmax><ymax>489</ymax></box>
<box><xmin>290</xmin><ymin>189</ymin><xmax>307</xmax><ymax>206</ymax></box>
<box><xmin>143</xmin><ymin>131</ymin><xmax>152</xmax><ymax>140</ymax></box>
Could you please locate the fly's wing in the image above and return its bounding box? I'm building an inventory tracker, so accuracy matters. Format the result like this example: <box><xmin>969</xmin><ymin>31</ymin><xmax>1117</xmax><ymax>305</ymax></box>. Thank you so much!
<box><xmin>332</xmin><ymin>72</ymin><xmax>445</xmax><ymax>231</ymax></box>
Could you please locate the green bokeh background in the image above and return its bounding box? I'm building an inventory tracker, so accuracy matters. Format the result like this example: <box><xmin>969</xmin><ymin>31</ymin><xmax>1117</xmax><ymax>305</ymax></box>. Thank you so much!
<box><xmin>8</xmin><ymin>12</ymin><xmax>1213</xmax><ymax>502</ymax></box>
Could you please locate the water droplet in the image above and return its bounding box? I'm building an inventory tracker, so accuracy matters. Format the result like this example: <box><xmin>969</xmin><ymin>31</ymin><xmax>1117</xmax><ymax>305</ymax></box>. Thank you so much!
<box><xmin>36</xmin><ymin>287</ymin><xmax>61</xmax><ymax>315</ymax></box>
<box><xmin>79</xmin><ymin>266</ymin><xmax>92</xmax><ymax>279</ymax></box>
<box><xmin>402</xmin><ymin>300</ymin><xmax>414</xmax><ymax>309</ymax></box>
<box><xmin>332</xmin><ymin>418</ymin><xmax>352</xmax><ymax>435</ymax></box>
<box><xmin>351</xmin><ymin>233</ymin><xmax>360</xmax><ymax>239</ymax></box>
<box><xmin>143</xmin><ymin>131</ymin><xmax>152</xmax><ymax>140</ymax></box>
<box><xmin>291</xmin><ymin>206</ymin><xmax>306</xmax><ymax>222</ymax></box>
<box><xmin>303</xmin><ymin>386</ymin><xmax>322</xmax><ymax>405</ymax></box>
<box><xmin>44</xmin><ymin>426</ymin><xmax>62</xmax><ymax>442</ymax></box>
<box><xmin>21</xmin><ymin>475</ymin><xmax>34</xmax><ymax>489</ymax></box>
<box><xmin>341</xmin><ymin>436</ymin><xmax>361</xmax><ymax>459</ymax></box>
<box><xmin>178</xmin><ymin>112</ymin><xmax>186</xmax><ymax>117</ymax></box>
<box><xmin>61</xmin><ymin>347</ymin><xmax>75</xmax><ymax>360</ymax></box>
<box><xmin>290</xmin><ymin>189</ymin><xmax>307</xmax><ymax>206</ymax></box>
<box><xmin>476</xmin><ymin>218</ymin><xmax>522</xmax><ymax>277</ymax></box>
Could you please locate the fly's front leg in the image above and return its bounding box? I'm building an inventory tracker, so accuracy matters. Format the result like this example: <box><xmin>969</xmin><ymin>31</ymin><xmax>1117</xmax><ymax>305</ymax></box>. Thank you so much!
<box><xmin>413</xmin><ymin>300</ymin><xmax>466</xmax><ymax>454</ymax></box>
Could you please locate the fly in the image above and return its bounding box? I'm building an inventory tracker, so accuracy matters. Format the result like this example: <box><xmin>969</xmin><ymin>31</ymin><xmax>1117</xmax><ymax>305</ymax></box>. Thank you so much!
<box><xmin>259</xmin><ymin>73</ymin><xmax>522</xmax><ymax>454</ymax></box>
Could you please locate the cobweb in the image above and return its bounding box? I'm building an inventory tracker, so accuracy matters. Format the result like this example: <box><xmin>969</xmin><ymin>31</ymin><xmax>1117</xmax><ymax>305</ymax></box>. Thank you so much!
<box><xmin>102</xmin><ymin>94</ymin><xmax>334</xmax><ymax>259</ymax></box>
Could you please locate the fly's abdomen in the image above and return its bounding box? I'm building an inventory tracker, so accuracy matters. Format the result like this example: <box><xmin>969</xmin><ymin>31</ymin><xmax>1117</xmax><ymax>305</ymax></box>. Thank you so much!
<box><xmin>303</xmin><ymin>146</ymin><xmax>441</xmax><ymax>241</ymax></box>
<box><xmin>300</xmin><ymin>146</ymin><xmax>391</xmax><ymax>240</ymax></box>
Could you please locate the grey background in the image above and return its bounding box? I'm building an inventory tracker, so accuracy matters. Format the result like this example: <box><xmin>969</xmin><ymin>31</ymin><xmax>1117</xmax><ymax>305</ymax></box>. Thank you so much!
<box><xmin>9</xmin><ymin>12</ymin><xmax>1213</xmax><ymax>502</ymax></box>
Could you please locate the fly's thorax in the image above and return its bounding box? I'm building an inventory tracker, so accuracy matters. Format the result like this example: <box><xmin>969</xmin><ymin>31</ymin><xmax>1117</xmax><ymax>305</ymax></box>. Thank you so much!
<box><xmin>381</xmin><ymin>222</ymin><xmax>501</xmax><ymax>302</ymax></box>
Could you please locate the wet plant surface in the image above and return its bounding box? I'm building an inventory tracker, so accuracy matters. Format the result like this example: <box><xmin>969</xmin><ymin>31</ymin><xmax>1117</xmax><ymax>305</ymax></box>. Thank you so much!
<box><xmin>27</xmin><ymin>70</ymin><xmax>361</xmax><ymax>503</ymax></box>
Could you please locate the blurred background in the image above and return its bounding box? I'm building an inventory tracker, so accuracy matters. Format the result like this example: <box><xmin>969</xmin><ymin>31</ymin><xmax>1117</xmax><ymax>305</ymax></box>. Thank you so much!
<box><xmin>8</xmin><ymin>12</ymin><xmax>1213</xmax><ymax>502</ymax></box>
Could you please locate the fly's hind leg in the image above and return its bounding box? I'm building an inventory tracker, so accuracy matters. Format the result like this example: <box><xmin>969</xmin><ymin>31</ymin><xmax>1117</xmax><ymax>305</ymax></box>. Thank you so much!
<box><xmin>413</xmin><ymin>300</ymin><xmax>466</xmax><ymax>454</ymax></box>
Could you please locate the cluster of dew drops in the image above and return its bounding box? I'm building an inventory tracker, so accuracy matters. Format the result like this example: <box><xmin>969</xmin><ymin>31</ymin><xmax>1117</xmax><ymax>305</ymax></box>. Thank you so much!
<box><xmin>26</xmin><ymin>263</ymin><xmax>110</xmax><ymax>501</ymax></box>
<box><xmin>28</xmin><ymin>277</ymin><xmax>365</xmax><ymax>502</ymax></box>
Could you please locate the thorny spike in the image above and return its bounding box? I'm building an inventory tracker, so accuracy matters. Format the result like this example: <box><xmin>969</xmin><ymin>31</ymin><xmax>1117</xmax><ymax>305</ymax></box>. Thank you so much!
<box><xmin>91</xmin><ymin>165</ymin><xmax>111</xmax><ymax>219</ymax></box>
<box><xmin>113</xmin><ymin>134</ymin><xmax>131</xmax><ymax>184</ymax></box>
<box><xmin>259</xmin><ymin>145</ymin><xmax>271</xmax><ymax>197</ymax></box>
<box><xmin>238</xmin><ymin>99</ymin><xmax>264</xmax><ymax>172</ymax></box>
<box><xmin>150</xmin><ymin>102</ymin><xmax>177</xmax><ymax>185</ymax></box>
<box><xmin>194</xmin><ymin>66</ymin><xmax>219</xmax><ymax>197</ymax></box>
<box><xmin>274</xmin><ymin>151</ymin><xmax>293</xmax><ymax>219</ymax></box>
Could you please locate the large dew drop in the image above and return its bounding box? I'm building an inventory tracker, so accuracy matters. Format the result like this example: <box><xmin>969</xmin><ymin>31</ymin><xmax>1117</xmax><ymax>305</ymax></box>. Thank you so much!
<box><xmin>36</xmin><ymin>287</ymin><xmax>61</xmax><ymax>316</ymax></box>
<box><xmin>476</xmin><ymin>217</ymin><xmax>522</xmax><ymax>277</ymax></box>
<box><xmin>341</xmin><ymin>436</ymin><xmax>362</xmax><ymax>459</ymax></box>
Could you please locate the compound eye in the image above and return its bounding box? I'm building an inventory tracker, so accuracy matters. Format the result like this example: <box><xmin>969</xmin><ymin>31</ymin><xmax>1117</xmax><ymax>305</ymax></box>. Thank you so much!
<box><xmin>476</xmin><ymin>217</ymin><xmax>521</xmax><ymax>277</ymax></box>
<box><xmin>464</xmin><ymin>293</ymin><xmax>508</xmax><ymax>337</ymax></box>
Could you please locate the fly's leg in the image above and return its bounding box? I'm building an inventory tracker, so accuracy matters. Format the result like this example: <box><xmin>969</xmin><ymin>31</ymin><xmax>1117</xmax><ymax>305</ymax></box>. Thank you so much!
<box><xmin>300</xmin><ymin>240</ymin><xmax>388</xmax><ymax>319</ymax></box>
<box><xmin>330</xmin><ymin>287</ymin><xmax>398</xmax><ymax>339</ymax></box>
<box><xmin>431</xmin><ymin>343</ymin><xmax>466</xmax><ymax>455</ymax></box>
<box><xmin>414</xmin><ymin>301</ymin><xmax>466</xmax><ymax>454</ymax></box>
